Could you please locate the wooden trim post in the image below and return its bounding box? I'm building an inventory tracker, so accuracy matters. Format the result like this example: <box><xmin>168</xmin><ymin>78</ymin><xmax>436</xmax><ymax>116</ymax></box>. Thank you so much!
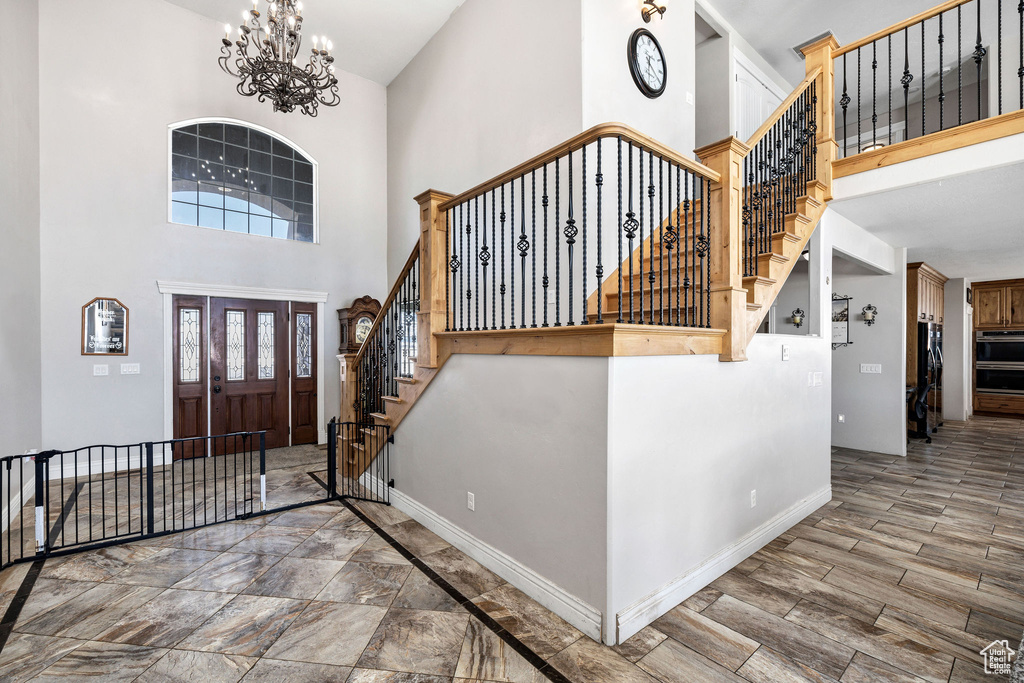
<box><xmin>338</xmin><ymin>353</ymin><xmax>358</xmax><ymax>424</ymax></box>
<box><xmin>414</xmin><ymin>189</ymin><xmax>455</xmax><ymax>369</ymax></box>
<box><xmin>695</xmin><ymin>137</ymin><xmax>751</xmax><ymax>362</ymax></box>
<box><xmin>800</xmin><ymin>34</ymin><xmax>840</xmax><ymax>201</ymax></box>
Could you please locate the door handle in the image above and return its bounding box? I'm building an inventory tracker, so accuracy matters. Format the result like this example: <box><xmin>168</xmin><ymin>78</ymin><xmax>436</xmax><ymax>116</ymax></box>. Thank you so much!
<box><xmin>213</xmin><ymin>385</ymin><xmax>222</xmax><ymax>394</ymax></box>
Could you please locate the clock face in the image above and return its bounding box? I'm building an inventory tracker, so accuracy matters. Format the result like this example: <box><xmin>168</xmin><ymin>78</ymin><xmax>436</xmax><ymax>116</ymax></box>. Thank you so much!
<box><xmin>354</xmin><ymin>315</ymin><xmax>374</xmax><ymax>344</ymax></box>
<box><xmin>628</xmin><ymin>28</ymin><xmax>667</xmax><ymax>98</ymax></box>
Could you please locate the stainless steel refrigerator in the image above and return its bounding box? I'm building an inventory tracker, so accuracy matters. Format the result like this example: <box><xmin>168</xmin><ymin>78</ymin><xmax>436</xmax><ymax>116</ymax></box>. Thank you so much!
<box><xmin>910</xmin><ymin>322</ymin><xmax>943</xmax><ymax>440</ymax></box>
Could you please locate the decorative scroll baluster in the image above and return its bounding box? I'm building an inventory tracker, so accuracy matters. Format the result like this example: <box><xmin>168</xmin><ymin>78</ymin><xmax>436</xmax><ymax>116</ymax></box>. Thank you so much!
<box><xmin>683</xmin><ymin>172</ymin><xmax>691</xmax><ymax>324</ymax></box>
<box><xmin>518</xmin><ymin>174</ymin><xmax>528</xmax><ymax>328</ymax></box>
<box><xmin>675</xmin><ymin>165</ymin><xmax>682</xmax><ymax>324</ymax></box>
<box><xmin>960</xmin><ymin>6</ymin><xmax>964</xmax><ymax>126</ymax></box>
<box><xmin>903</xmin><ymin>27</ymin><xmax>913</xmax><ymax>132</ymax></box>
<box><xmin>510</xmin><ymin>179</ymin><xmax>515</xmax><ymax>327</ymax></box>
<box><xmin>658</xmin><ymin>156</ymin><xmax>664</xmax><ymax>324</ymax></box>
<box><xmin>638</xmin><ymin>149</ymin><xmax>645</xmax><ymax>323</ymax></box>
<box><xmin>888</xmin><ymin>34</ymin><xmax>893</xmax><ymax>145</ymax></box>
<box><xmin>617</xmin><ymin>138</ymin><xmax>624</xmax><ymax>323</ymax></box>
<box><xmin>663</xmin><ymin>159</ymin><xmax>674</xmax><ymax>326</ymax></box>
<box><xmin>481</xmin><ymin>194</ymin><xmax>489</xmax><ymax>330</ymax></box>
<box><xmin>596</xmin><ymin>141</ymin><xmax>604</xmax><ymax>325</ymax></box>
<box><xmin>491</xmin><ymin>189</ymin><xmax>497</xmax><ymax>329</ymax></box>
<box><xmin>565</xmin><ymin>149</ymin><xmax>577</xmax><ymax>326</ymax></box>
<box><xmin>841</xmin><ymin>53</ymin><xmax>850</xmax><ymax>156</ymax></box>
<box><xmin>872</xmin><ymin>42</ymin><xmax>878</xmax><ymax>145</ymax></box>
<box><xmin>857</xmin><ymin>48</ymin><xmax>862</xmax><ymax>152</ymax></box>
<box><xmin>999</xmin><ymin>0</ymin><xmax>1003</xmax><ymax>114</ymax></box>
<box><xmin>471</xmin><ymin>198</ymin><xmax>477</xmax><ymax>330</ymax></box>
<box><xmin>975</xmin><ymin>0</ymin><xmax>987</xmax><ymax>121</ymax></box>
<box><xmin>555</xmin><ymin>158</ymin><xmax>561</xmax><ymax>326</ymax></box>
<box><xmin>457</xmin><ymin>204</ymin><xmax>463</xmax><ymax>331</ymax></box>
<box><xmin>445</xmin><ymin>209</ymin><xmax>450</xmax><ymax>331</ymax></box>
<box><xmin>1019</xmin><ymin>0</ymin><xmax>1023</xmax><ymax>110</ymax></box>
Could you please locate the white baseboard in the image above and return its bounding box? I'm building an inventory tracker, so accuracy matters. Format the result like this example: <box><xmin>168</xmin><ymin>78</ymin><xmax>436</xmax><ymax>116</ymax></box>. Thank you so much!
<box><xmin>364</xmin><ymin>475</ymin><xmax>603</xmax><ymax>641</ymax></box>
<box><xmin>615</xmin><ymin>486</ymin><xmax>833</xmax><ymax>643</ymax></box>
<box><xmin>47</xmin><ymin>448</ymin><xmax>173</xmax><ymax>481</ymax></box>
<box><xmin>1</xmin><ymin>477</ymin><xmax>36</xmax><ymax>534</ymax></box>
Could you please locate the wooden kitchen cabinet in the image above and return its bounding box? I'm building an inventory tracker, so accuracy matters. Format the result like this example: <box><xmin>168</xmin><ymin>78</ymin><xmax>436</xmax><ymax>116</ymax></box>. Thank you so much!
<box><xmin>906</xmin><ymin>262</ymin><xmax>948</xmax><ymax>385</ymax></box>
<box><xmin>973</xmin><ymin>279</ymin><xmax>1024</xmax><ymax>329</ymax></box>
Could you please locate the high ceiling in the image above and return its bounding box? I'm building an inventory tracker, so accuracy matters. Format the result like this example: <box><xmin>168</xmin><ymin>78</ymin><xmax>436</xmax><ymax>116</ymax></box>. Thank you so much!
<box><xmin>707</xmin><ymin>0</ymin><xmax>943</xmax><ymax>84</ymax></box>
<box><xmin>829</xmin><ymin>161</ymin><xmax>1024</xmax><ymax>282</ymax></box>
<box><xmin>166</xmin><ymin>0</ymin><xmax>465</xmax><ymax>85</ymax></box>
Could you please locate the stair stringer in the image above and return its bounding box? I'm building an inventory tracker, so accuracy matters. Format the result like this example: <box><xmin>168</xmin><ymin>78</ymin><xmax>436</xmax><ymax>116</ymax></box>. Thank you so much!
<box><xmin>741</xmin><ymin>181</ymin><xmax>827</xmax><ymax>346</ymax></box>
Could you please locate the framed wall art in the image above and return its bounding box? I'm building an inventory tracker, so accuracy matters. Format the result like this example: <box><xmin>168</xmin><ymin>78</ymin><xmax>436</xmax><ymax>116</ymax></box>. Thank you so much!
<box><xmin>831</xmin><ymin>294</ymin><xmax>853</xmax><ymax>349</ymax></box>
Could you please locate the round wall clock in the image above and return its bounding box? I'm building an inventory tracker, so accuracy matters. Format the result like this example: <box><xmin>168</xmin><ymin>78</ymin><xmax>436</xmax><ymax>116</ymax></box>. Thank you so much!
<box><xmin>627</xmin><ymin>28</ymin><xmax>667</xmax><ymax>99</ymax></box>
<box><xmin>354</xmin><ymin>315</ymin><xmax>374</xmax><ymax>344</ymax></box>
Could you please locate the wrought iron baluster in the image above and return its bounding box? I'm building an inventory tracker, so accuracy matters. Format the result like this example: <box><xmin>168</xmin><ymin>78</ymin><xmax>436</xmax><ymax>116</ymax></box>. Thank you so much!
<box><xmin>975</xmin><ymin>0</ymin><xmax>987</xmax><ymax>121</ymax></box>
<box><xmin>889</xmin><ymin>34</ymin><xmax>893</xmax><ymax>145</ymax></box>
<box><xmin>648</xmin><ymin>150</ymin><xmax>655</xmax><ymax>326</ymax></box>
<box><xmin>841</xmin><ymin>53</ymin><xmax>849</xmax><ymax>156</ymax></box>
<box><xmin>857</xmin><ymin>47</ymin><xmax>862</xmax><ymax>152</ymax></box>
<box><xmin>683</xmin><ymin>170</ymin><xmax>691</xmax><ymax>325</ymax></box>
<box><xmin>481</xmin><ymin>194</ymin><xmax>489</xmax><ymax>330</ymax></box>
<box><xmin>519</xmin><ymin>174</ymin><xmax>528</xmax><ymax>328</ymax></box>
<box><xmin>617</xmin><ymin>138</ymin><xmax>624</xmax><ymax>323</ymax></box>
<box><xmin>639</xmin><ymin>149</ymin><xmax>645</xmax><ymax>323</ymax></box>
<box><xmin>939</xmin><ymin>12</ymin><xmax>946</xmax><ymax>131</ymax></box>
<box><xmin>664</xmin><ymin>160</ymin><xmax>674</xmax><ymax>325</ymax></box>
<box><xmin>999</xmin><ymin>0</ymin><xmax>1003</xmax><ymax>115</ymax></box>
<box><xmin>625</xmin><ymin>142</ymin><xmax>637</xmax><ymax>323</ymax></box>
<box><xmin>960</xmin><ymin>5</ymin><xmax>964</xmax><ymax>126</ymax></box>
<box><xmin>500</xmin><ymin>185</ymin><xmax>506</xmax><ymax>329</ymax></box>
<box><xmin>531</xmin><ymin>170</ymin><xmax>537</xmax><ymax>327</ymax></box>
<box><xmin>596</xmin><ymin>139</ymin><xmax>604</xmax><ymax>325</ymax></box>
<box><xmin>675</xmin><ymin>165</ymin><xmax>682</xmax><ymax>325</ymax></box>
<box><xmin>923</xmin><ymin>20</ymin><xmax>927</xmax><ymax>136</ymax></box>
<box><xmin>555</xmin><ymin>158</ymin><xmax>561</xmax><ymax>326</ymax></box>
<box><xmin>565</xmin><ymin>149</ymin><xmax>577</xmax><ymax>326</ymax></box>
<box><xmin>543</xmin><ymin>166</ymin><xmax>549</xmax><ymax>327</ymax></box>
<box><xmin>657</xmin><ymin>155</ymin><xmax>664</xmax><ymax>324</ymax></box>
<box><xmin>445</xmin><ymin>209</ymin><xmax>450</xmax><ymax>331</ymax></box>
<box><xmin>458</xmin><ymin>204</ymin><xmax>463</xmax><ymax>330</ymax></box>
<box><xmin>510</xmin><ymin>180</ymin><xmax>515</xmax><ymax>327</ymax></box>
<box><xmin>582</xmin><ymin>145</ymin><xmax>588</xmax><ymax>324</ymax></box>
<box><xmin>872</xmin><ymin>41</ymin><xmax>878</xmax><ymax>145</ymax></box>
<box><xmin>472</xmin><ymin>197</ymin><xmax>478</xmax><ymax>330</ymax></box>
<box><xmin>903</xmin><ymin>27</ymin><xmax>913</xmax><ymax>133</ymax></box>
<box><xmin>491</xmin><ymin>189</ymin><xmax>497</xmax><ymax>329</ymax></box>
<box><xmin>704</xmin><ymin>176</ymin><xmax>712</xmax><ymax>328</ymax></box>
<box><xmin>1019</xmin><ymin>0</ymin><xmax>1023</xmax><ymax>110</ymax></box>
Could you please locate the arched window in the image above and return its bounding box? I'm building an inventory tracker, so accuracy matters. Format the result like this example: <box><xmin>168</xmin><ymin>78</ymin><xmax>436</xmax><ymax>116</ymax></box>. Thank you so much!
<box><xmin>169</xmin><ymin>119</ymin><xmax>317</xmax><ymax>243</ymax></box>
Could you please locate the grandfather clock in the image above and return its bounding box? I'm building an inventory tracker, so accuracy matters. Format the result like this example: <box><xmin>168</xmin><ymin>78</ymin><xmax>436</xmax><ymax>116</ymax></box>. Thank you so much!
<box><xmin>337</xmin><ymin>296</ymin><xmax>381</xmax><ymax>354</ymax></box>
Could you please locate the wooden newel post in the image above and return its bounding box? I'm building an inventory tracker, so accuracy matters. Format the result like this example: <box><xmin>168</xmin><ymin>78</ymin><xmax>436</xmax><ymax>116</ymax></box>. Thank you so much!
<box><xmin>338</xmin><ymin>353</ymin><xmax>359</xmax><ymax>424</ymax></box>
<box><xmin>695</xmin><ymin>136</ymin><xmax>751</xmax><ymax>362</ymax></box>
<box><xmin>800</xmin><ymin>34</ymin><xmax>839</xmax><ymax>201</ymax></box>
<box><xmin>414</xmin><ymin>189</ymin><xmax>454</xmax><ymax>369</ymax></box>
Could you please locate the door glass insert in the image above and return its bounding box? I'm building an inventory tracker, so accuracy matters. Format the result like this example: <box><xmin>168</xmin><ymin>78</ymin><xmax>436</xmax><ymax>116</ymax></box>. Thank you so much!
<box><xmin>296</xmin><ymin>313</ymin><xmax>312</xmax><ymax>378</ymax></box>
<box><xmin>180</xmin><ymin>308</ymin><xmax>201</xmax><ymax>382</ymax></box>
<box><xmin>257</xmin><ymin>311</ymin><xmax>275</xmax><ymax>379</ymax></box>
<box><xmin>226</xmin><ymin>310</ymin><xmax>246</xmax><ymax>381</ymax></box>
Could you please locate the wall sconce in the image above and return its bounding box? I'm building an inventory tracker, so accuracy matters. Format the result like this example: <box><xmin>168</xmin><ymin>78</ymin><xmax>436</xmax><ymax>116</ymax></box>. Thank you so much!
<box><xmin>642</xmin><ymin>0</ymin><xmax>667</xmax><ymax>22</ymax></box>
<box><xmin>792</xmin><ymin>308</ymin><xmax>805</xmax><ymax>328</ymax></box>
<box><xmin>862</xmin><ymin>304</ymin><xmax>878</xmax><ymax>326</ymax></box>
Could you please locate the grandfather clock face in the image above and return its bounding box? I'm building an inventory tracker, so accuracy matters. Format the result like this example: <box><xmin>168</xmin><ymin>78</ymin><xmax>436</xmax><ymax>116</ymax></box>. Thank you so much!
<box><xmin>354</xmin><ymin>315</ymin><xmax>374</xmax><ymax>344</ymax></box>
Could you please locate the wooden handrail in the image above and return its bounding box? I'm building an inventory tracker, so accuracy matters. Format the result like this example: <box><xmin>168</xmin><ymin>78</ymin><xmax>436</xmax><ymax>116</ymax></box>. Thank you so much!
<box><xmin>833</xmin><ymin>0</ymin><xmax>973</xmax><ymax>57</ymax></box>
<box><xmin>745</xmin><ymin>67</ymin><xmax>822</xmax><ymax>150</ymax></box>
<box><xmin>438</xmin><ymin>122</ymin><xmax>720</xmax><ymax>212</ymax></box>
<box><xmin>353</xmin><ymin>243</ymin><xmax>420</xmax><ymax>366</ymax></box>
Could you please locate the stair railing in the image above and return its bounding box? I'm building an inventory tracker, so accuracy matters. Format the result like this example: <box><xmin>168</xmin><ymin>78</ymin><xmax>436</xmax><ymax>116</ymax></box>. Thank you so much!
<box><xmin>833</xmin><ymin>0</ymin><xmax>1023</xmax><ymax>159</ymax></box>
<box><xmin>430</xmin><ymin>124</ymin><xmax>720</xmax><ymax>332</ymax></box>
<box><xmin>343</xmin><ymin>245</ymin><xmax>420</xmax><ymax>423</ymax></box>
<box><xmin>741</xmin><ymin>69</ymin><xmax>821</xmax><ymax>277</ymax></box>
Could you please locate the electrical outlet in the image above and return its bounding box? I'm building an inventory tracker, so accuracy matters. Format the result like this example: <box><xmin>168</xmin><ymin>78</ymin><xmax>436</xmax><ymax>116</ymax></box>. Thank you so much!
<box><xmin>781</xmin><ymin>345</ymin><xmax>790</xmax><ymax>361</ymax></box>
<box><xmin>93</xmin><ymin>364</ymin><xmax>109</xmax><ymax>376</ymax></box>
<box><xmin>686</xmin><ymin>91</ymin><xmax>694</xmax><ymax>105</ymax></box>
<box><xmin>467</xmin><ymin>492</ymin><xmax>475</xmax><ymax>511</ymax></box>
<box><xmin>813</xmin><ymin>372</ymin><xmax>823</xmax><ymax>387</ymax></box>
<box><xmin>838</xmin><ymin>414</ymin><xmax>845</xmax><ymax>423</ymax></box>
<box><xmin>807</xmin><ymin>371</ymin><xmax>814</xmax><ymax>387</ymax></box>
<box><xmin>750</xmin><ymin>490</ymin><xmax>757</xmax><ymax>508</ymax></box>
<box><xmin>121</xmin><ymin>363</ymin><xmax>140</xmax><ymax>375</ymax></box>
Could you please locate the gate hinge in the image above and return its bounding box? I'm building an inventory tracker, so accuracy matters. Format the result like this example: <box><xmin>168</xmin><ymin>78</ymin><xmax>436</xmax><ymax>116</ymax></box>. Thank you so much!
<box><xmin>387</xmin><ymin>434</ymin><xmax>395</xmax><ymax>444</ymax></box>
<box><xmin>388</xmin><ymin>478</ymin><xmax>395</xmax><ymax>488</ymax></box>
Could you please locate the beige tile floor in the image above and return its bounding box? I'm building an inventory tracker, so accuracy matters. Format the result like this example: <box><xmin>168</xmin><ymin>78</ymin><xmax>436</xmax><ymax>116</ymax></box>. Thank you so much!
<box><xmin>0</xmin><ymin>418</ymin><xmax>1022</xmax><ymax>681</ymax></box>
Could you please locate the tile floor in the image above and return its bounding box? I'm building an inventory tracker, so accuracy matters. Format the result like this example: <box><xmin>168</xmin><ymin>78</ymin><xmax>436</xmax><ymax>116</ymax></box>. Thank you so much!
<box><xmin>0</xmin><ymin>417</ymin><xmax>1021</xmax><ymax>681</ymax></box>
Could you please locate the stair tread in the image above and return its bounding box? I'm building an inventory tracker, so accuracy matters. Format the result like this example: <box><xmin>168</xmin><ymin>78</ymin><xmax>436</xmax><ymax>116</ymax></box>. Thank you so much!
<box><xmin>382</xmin><ymin>395</ymin><xmax>402</xmax><ymax>404</ymax></box>
<box><xmin>369</xmin><ymin>412</ymin><xmax>389</xmax><ymax>423</ymax></box>
<box><xmin>395</xmin><ymin>377</ymin><xmax>417</xmax><ymax>385</ymax></box>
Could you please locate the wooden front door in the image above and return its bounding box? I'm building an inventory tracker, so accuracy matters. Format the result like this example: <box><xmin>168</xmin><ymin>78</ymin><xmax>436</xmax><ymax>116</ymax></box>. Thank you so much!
<box><xmin>210</xmin><ymin>298</ymin><xmax>289</xmax><ymax>449</ymax></box>
<box><xmin>291</xmin><ymin>303</ymin><xmax>318</xmax><ymax>445</ymax></box>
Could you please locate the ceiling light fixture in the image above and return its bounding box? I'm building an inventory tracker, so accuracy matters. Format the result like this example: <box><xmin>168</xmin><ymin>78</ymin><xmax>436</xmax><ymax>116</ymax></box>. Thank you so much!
<box><xmin>219</xmin><ymin>0</ymin><xmax>340</xmax><ymax>116</ymax></box>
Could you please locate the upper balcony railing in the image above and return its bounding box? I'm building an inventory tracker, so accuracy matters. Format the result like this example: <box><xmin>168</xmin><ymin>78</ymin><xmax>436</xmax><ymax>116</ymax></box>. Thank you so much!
<box><xmin>833</xmin><ymin>0</ymin><xmax>1023</xmax><ymax>158</ymax></box>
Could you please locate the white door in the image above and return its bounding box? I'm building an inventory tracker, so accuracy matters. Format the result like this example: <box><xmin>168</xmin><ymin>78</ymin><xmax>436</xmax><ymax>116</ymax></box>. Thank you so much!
<box><xmin>735</xmin><ymin>57</ymin><xmax>784</xmax><ymax>142</ymax></box>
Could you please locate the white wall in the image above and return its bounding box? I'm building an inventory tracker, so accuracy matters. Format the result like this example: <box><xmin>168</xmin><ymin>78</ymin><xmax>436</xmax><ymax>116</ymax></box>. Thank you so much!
<box><xmin>581</xmin><ymin>0</ymin><xmax>697</xmax><ymax>156</ymax></box>
<box><xmin>386</xmin><ymin>0</ymin><xmax>584</xmax><ymax>282</ymax></box>
<box><xmin>943</xmin><ymin>278</ymin><xmax>973</xmax><ymax>421</ymax></box>
<box><xmin>37</xmin><ymin>0</ymin><xmax>388</xmax><ymax>449</ymax></box>
<box><xmin>695</xmin><ymin>32</ymin><xmax>731</xmax><ymax>147</ymax></box>
<box><xmin>0</xmin><ymin>0</ymin><xmax>42</xmax><ymax>457</ymax></box>
<box><xmin>608</xmin><ymin>333</ymin><xmax>832</xmax><ymax>642</ymax></box>
<box><xmin>825</xmin><ymin>211</ymin><xmax>907</xmax><ymax>456</ymax></box>
<box><xmin>390</xmin><ymin>354</ymin><xmax>609</xmax><ymax>638</ymax></box>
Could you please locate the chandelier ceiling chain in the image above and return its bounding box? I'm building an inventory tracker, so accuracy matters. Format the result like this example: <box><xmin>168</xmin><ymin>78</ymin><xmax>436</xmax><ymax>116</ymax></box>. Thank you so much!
<box><xmin>219</xmin><ymin>0</ymin><xmax>340</xmax><ymax>117</ymax></box>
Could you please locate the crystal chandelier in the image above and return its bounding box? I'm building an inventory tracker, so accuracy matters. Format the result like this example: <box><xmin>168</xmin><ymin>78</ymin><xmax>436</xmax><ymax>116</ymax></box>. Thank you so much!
<box><xmin>219</xmin><ymin>1</ymin><xmax>340</xmax><ymax>117</ymax></box>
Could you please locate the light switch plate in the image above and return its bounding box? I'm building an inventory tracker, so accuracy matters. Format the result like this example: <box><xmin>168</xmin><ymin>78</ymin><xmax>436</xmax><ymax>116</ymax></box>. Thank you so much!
<box><xmin>93</xmin><ymin>364</ymin><xmax>109</xmax><ymax>376</ymax></box>
<box><xmin>813</xmin><ymin>372</ymin><xmax>823</xmax><ymax>387</ymax></box>
<box><xmin>781</xmin><ymin>345</ymin><xmax>791</xmax><ymax>361</ymax></box>
<box><xmin>121</xmin><ymin>363</ymin><xmax>141</xmax><ymax>375</ymax></box>
<box><xmin>860</xmin><ymin>363</ymin><xmax>882</xmax><ymax>374</ymax></box>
